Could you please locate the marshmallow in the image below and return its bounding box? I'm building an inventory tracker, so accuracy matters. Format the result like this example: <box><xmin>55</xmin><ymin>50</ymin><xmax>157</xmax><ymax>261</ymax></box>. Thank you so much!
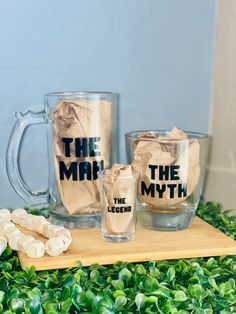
<box><xmin>31</xmin><ymin>215</ymin><xmax>48</xmax><ymax>233</ymax></box>
<box><xmin>0</xmin><ymin>209</ymin><xmax>12</xmax><ymax>222</ymax></box>
<box><xmin>46</xmin><ymin>237</ymin><xmax>66</xmax><ymax>256</ymax></box>
<box><xmin>18</xmin><ymin>235</ymin><xmax>35</xmax><ymax>253</ymax></box>
<box><xmin>0</xmin><ymin>220</ymin><xmax>15</xmax><ymax>237</ymax></box>
<box><xmin>20</xmin><ymin>214</ymin><xmax>35</xmax><ymax>230</ymax></box>
<box><xmin>2</xmin><ymin>208</ymin><xmax>72</xmax><ymax>257</ymax></box>
<box><xmin>43</xmin><ymin>224</ymin><xmax>64</xmax><ymax>239</ymax></box>
<box><xmin>37</xmin><ymin>221</ymin><xmax>50</xmax><ymax>235</ymax></box>
<box><xmin>60</xmin><ymin>236</ymin><xmax>72</xmax><ymax>251</ymax></box>
<box><xmin>9</xmin><ymin>236</ymin><xmax>21</xmax><ymax>251</ymax></box>
<box><xmin>0</xmin><ymin>236</ymin><xmax>7</xmax><ymax>255</ymax></box>
<box><xmin>55</xmin><ymin>228</ymin><xmax>72</xmax><ymax>239</ymax></box>
<box><xmin>55</xmin><ymin>229</ymin><xmax>72</xmax><ymax>250</ymax></box>
<box><xmin>12</xmin><ymin>208</ymin><xmax>27</xmax><ymax>224</ymax></box>
<box><xmin>17</xmin><ymin>215</ymin><xmax>28</xmax><ymax>227</ymax></box>
<box><xmin>25</xmin><ymin>240</ymin><xmax>45</xmax><ymax>258</ymax></box>
<box><xmin>4</xmin><ymin>226</ymin><xmax>22</xmax><ymax>241</ymax></box>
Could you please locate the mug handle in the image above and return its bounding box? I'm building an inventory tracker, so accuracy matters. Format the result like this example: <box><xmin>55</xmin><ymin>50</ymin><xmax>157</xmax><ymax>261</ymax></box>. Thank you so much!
<box><xmin>6</xmin><ymin>110</ymin><xmax>49</xmax><ymax>205</ymax></box>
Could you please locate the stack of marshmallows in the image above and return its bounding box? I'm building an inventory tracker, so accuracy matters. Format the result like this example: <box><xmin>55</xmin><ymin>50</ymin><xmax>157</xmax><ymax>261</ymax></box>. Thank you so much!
<box><xmin>0</xmin><ymin>208</ymin><xmax>72</xmax><ymax>258</ymax></box>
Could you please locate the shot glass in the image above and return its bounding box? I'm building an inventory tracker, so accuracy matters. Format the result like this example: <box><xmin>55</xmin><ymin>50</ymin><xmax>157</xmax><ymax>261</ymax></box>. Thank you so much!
<box><xmin>125</xmin><ymin>129</ymin><xmax>208</xmax><ymax>231</ymax></box>
<box><xmin>98</xmin><ymin>165</ymin><xmax>139</xmax><ymax>242</ymax></box>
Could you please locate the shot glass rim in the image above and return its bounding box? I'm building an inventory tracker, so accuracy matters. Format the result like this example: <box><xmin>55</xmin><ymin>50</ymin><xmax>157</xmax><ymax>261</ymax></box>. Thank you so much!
<box><xmin>45</xmin><ymin>91</ymin><xmax>118</xmax><ymax>99</ymax></box>
<box><xmin>97</xmin><ymin>168</ymin><xmax>140</xmax><ymax>180</ymax></box>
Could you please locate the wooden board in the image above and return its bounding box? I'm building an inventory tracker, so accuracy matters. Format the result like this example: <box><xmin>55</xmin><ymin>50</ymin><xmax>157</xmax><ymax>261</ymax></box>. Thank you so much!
<box><xmin>18</xmin><ymin>217</ymin><xmax>236</xmax><ymax>271</ymax></box>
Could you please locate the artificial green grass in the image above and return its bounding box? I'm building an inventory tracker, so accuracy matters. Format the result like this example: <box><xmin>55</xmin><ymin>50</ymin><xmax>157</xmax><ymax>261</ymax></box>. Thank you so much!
<box><xmin>0</xmin><ymin>201</ymin><xmax>235</xmax><ymax>313</ymax></box>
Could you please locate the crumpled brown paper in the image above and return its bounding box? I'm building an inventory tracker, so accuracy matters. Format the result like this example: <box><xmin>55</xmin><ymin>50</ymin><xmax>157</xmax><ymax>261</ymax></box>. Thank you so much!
<box><xmin>131</xmin><ymin>128</ymin><xmax>200</xmax><ymax>208</ymax></box>
<box><xmin>52</xmin><ymin>98</ymin><xmax>113</xmax><ymax>215</ymax></box>
<box><xmin>100</xmin><ymin>164</ymin><xmax>137</xmax><ymax>234</ymax></box>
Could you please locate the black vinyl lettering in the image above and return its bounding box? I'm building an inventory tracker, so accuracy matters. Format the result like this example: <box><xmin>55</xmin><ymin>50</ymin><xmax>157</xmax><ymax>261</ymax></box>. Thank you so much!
<box><xmin>171</xmin><ymin>165</ymin><xmax>180</xmax><ymax>180</ymax></box>
<box><xmin>149</xmin><ymin>164</ymin><xmax>158</xmax><ymax>180</ymax></box>
<box><xmin>156</xmin><ymin>184</ymin><xmax>166</xmax><ymax>198</ymax></box>
<box><xmin>62</xmin><ymin>138</ymin><xmax>73</xmax><ymax>157</ymax></box>
<box><xmin>178</xmin><ymin>183</ymin><xmax>187</xmax><ymax>197</ymax></box>
<box><xmin>167</xmin><ymin>184</ymin><xmax>177</xmax><ymax>198</ymax></box>
<box><xmin>159</xmin><ymin>166</ymin><xmax>169</xmax><ymax>180</ymax></box>
<box><xmin>89</xmin><ymin>137</ymin><xmax>101</xmax><ymax>157</ymax></box>
<box><xmin>59</xmin><ymin>161</ymin><xmax>77</xmax><ymax>181</ymax></box>
<box><xmin>79</xmin><ymin>161</ymin><xmax>91</xmax><ymax>181</ymax></box>
<box><xmin>93</xmin><ymin>160</ymin><xmax>104</xmax><ymax>180</ymax></box>
<box><xmin>141</xmin><ymin>181</ymin><xmax>155</xmax><ymax>197</ymax></box>
<box><xmin>75</xmin><ymin>138</ymin><xmax>88</xmax><ymax>157</ymax></box>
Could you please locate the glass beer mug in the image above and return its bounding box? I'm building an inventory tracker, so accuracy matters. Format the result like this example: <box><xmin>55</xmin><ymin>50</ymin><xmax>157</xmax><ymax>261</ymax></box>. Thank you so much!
<box><xmin>7</xmin><ymin>92</ymin><xmax>118</xmax><ymax>228</ymax></box>
<box><xmin>125</xmin><ymin>129</ymin><xmax>208</xmax><ymax>231</ymax></box>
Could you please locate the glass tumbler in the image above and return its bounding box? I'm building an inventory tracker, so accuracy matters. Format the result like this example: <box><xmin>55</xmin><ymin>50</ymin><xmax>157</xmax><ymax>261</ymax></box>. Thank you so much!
<box><xmin>125</xmin><ymin>130</ymin><xmax>208</xmax><ymax>231</ymax></box>
<box><xmin>98</xmin><ymin>168</ymin><xmax>139</xmax><ymax>242</ymax></box>
<box><xmin>7</xmin><ymin>92</ymin><xmax>118</xmax><ymax>228</ymax></box>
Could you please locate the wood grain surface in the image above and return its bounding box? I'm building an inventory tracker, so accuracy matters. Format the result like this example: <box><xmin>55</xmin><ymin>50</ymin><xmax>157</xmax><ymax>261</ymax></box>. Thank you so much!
<box><xmin>18</xmin><ymin>217</ymin><xmax>236</xmax><ymax>271</ymax></box>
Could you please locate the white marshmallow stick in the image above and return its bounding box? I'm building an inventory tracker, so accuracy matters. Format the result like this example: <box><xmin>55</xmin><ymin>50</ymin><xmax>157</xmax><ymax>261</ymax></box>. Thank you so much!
<box><xmin>6</xmin><ymin>226</ymin><xmax>31</xmax><ymax>252</ymax></box>
<box><xmin>11</xmin><ymin>208</ymin><xmax>28</xmax><ymax>225</ymax></box>
<box><xmin>31</xmin><ymin>216</ymin><xmax>48</xmax><ymax>233</ymax></box>
<box><xmin>18</xmin><ymin>235</ymin><xmax>35</xmax><ymax>253</ymax></box>
<box><xmin>4</xmin><ymin>226</ymin><xmax>22</xmax><ymax>242</ymax></box>
<box><xmin>0</xmin><ymin>219</ymin><xmax>25</xmax><ymax>252</ymax></box>
<box><xmin>0</xmin><ymin>219</ymin><xmax>15</xmax><ymax>237</ymax></box>
<box><xmin>12</xmin><ymin>210</ymin><xmax>55</xmax><ymax>238</ymax></box>
<box><xmin>56</xmin><ymin>229</ymin><xmax>72</xmax><ymax>250</ymax></box>
<box><xmin>0</xmin><ymin>209</ymin><xmax>12</xmax><ymax>222</ymax></box>
<box><xmin>11</xmin><ymin>208</ymin><xmax>73</xmax><ymax>256</ymax></box>
<box><xmin>25</xmin><ymin>240</ymin><xmax>45</xmax><ymax>258</ymax></box>
<box><xmin>46</xmin><ymin>237</ymin><xmax>67</xmax><ymax>257</ymax></box>
<box><xmin>42</xmin><ymin>224</ymin><xmax>65</xmax><ymax>239</ymax></box>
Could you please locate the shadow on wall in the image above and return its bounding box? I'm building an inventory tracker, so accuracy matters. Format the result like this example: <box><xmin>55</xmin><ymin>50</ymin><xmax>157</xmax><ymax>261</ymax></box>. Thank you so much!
<box><xmin>204</xmin><ymin>0</ymin><xmax>236</xmax><ymax>214</ymax></box>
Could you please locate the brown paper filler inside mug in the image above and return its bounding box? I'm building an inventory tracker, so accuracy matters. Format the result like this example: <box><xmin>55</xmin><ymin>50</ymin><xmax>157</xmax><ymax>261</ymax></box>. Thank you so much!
<box><xmin>131</xmin><ymin>128</ymin><xmax>200</xmax><ymax>208</ymax></box>
<box><xmin>52</xmin><ymin>99</ymin><xmax>113</xmax><ymax>215</ymax></box>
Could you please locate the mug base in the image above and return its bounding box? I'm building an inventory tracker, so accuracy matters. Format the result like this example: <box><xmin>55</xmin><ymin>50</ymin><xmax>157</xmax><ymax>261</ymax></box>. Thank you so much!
<box><xmin>49</xmin><ymin>208</ymin><xmax>101</xmax><ymax>229</ymax></box>
<box><xmin>102</xmin><ymin>233</ymin><xmax>135</xmax><ymax>242</ymax></box>
<box><xmin>138</xmin><ymin>202</ymin><xmax>197</xmax><ymax>231</ymax></box>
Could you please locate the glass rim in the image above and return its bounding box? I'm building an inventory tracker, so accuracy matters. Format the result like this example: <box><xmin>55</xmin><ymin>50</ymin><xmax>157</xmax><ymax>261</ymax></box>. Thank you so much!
<box><xmin>45</xmin><ymin>91</ymin><xmax>118</xmax><ymax>98</ymax></box>
<box><xmin>125</xmin><ymin>129</ymin><xmax>208</xmax><ymax>140</ymax></box>
<box><xmin>98</xmin><ymin>169</ymin><xmax>140</xmax><ymax>179</ymax></box>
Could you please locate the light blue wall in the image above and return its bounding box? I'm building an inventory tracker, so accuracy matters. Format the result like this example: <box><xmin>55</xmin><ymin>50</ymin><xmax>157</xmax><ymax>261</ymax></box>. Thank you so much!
<box><xmin>0</xmin><ymin>0</ymin><xmax>216</xmax><ymax>208</ymax></box>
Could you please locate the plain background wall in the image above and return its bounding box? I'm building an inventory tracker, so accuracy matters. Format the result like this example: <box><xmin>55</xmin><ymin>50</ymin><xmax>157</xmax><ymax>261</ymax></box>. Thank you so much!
<box><xmin>205</xmin><ymin>0</ymin><xmax>236</xmax><ymax>213</ymax></box>
<box><xmin>0</xmin><ymin>0</ymin><xmax>216</xmax><ymax>208</ymax></box>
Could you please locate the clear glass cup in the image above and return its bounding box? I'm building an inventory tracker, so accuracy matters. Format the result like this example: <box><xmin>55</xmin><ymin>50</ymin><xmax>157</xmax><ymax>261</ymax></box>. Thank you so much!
<box><xmin>125</xmin><ymin>130</ymin><xmax>208</xmax><ymax>231</ymax></box>
<box><xmin>98</xmin><ymin>169</ymin><xmax>139</xmax><ymax>242</ymax></box>
<box><xmin>7</xmin><ymin>92</ymin><xmax>118</xmax><ymax>228</ymax></box>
